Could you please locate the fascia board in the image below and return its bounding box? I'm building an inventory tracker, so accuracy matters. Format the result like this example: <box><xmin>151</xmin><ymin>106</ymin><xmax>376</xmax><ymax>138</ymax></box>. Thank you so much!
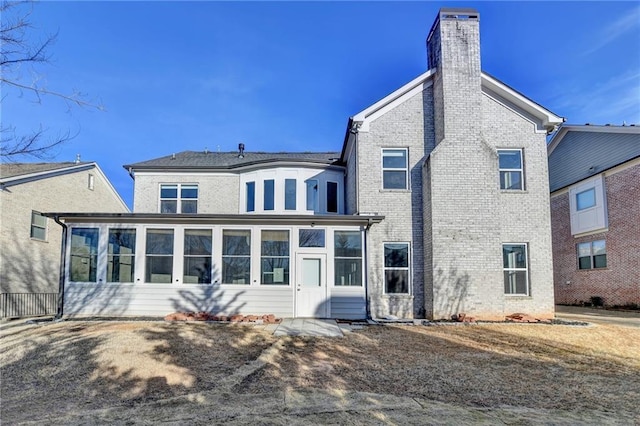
<box><xmin>0</xmin><ymin>163</ymin><xmax>96</xmax><ymax>187</ymax></box>
<box><xmin>352</xmin><ymin>70</ymin><xmax>435</xmax><ymax>132</ymax></box>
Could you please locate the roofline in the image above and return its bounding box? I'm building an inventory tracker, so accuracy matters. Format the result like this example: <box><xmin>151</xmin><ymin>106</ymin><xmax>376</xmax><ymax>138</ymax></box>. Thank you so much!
<box><xmin>44</xmin><ymin>212</ymin><xmax>385</xmax><ymax>226</ymax></box>
<box><xmin>548</xmin><ymin>124</ymin><xmax>640</xmax><ymax>155</ymax></box>
<box><xmin>124</xmin><ymin>157</ymin><xmax>344</xmax><ymax>173</ymax></box>
<box><xmin>0</xmin><ymin>162</ymin><xmax>96</xmax><ymax>186</ymax></box>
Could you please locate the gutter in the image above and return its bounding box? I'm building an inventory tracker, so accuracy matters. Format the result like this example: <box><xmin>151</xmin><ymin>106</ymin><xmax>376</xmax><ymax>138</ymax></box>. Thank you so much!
<box><xmin>52</xmin><ymin>215</ymin><xmax>68</xmax><ymax>320</ymax></box>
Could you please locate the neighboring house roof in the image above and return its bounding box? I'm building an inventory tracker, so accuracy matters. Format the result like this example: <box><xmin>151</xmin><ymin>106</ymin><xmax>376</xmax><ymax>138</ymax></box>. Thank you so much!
<box><xmin>124</xmin><ymin>150</ymin><xmax>342</xmax><ymax>172</ymax></box>
<box><xmin>547</xmin><ymin>124</ymin><xmax>640</xmax><ymax>192</ymax></box>
<box><xmin>0</xmin><ymin>161</ymin><xmax>130</xmax><ymax>211</ymax></box>
<box><xmin>348</xmin><ymin>70</ymin><xmax>564</xmax><ymax>134</ymax></box>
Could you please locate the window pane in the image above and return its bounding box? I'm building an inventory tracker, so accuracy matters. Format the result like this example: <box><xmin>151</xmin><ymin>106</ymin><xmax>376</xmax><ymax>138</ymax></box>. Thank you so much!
<box><xmin>261</xmin><ymin>230</ymin><xmax>289</xmax><ymax>256</ymax></box>
<box><xmin>592</xmin><ymin>240</ymin><xmax>606</xmax><ymax>255</ymax></box>
<box><xmin>335</xmin><ymin>231</ymin><xmax>362</xmax><ymax>257</ymax></box>
<box><xmin>327</xmin><ymin>181</ymin><xmax>338</xmax><ymax>213</ymax></box>
<box><xmin>223</xmin><ymin>230</ymin><xmax>251</xmax><ymax>255</ymax></box>
<box><xmin>146</xmin><ymin>229</ymin><xmax>174</xmax><ymax>254</ymax></box>
<box><xmin>160</xmin><ymin>185</ymin><xmax>177</xmax><ymax>198</ymax></box>
<box><xmin>181</xmin><ymin>200</ymin><xmax>197</xmax><ymax>214</ymax></box>
<box><xmin>181</xmin><ymin>186</ymin><xmax>198</xmax><ymax>199</ymax></box>
<box><xmin>261</xmin><ymin>258</ymin><xmax>290</xmax><ymax>284</ymax></box>
<box><xmin>299</xmin><ymin>229</ymin><xmax>325</xmax><ymax>248</ymax></box>
<box><xmin>70</xmin><ymin>228</ymin><xmax>99</xmax><ymax>282</ymax></box>
<box><xmin>301</xmin><ymin>258</ymin><xmax>321</xmax><ymax>287</ymax></box>
<box><xmin>108</xmin><ymin>255</ymin><xmax>134</xmax><ymax>282</ymax></box>
<box><xmin>184</xmin><ymin>257</ymin><xmax>211</xmax><ymax>283</ymax></box>
<box><xmin>335</xmin><ymin>259</ymin><xmax>362</xmax><ymax>286</ymax></box>
<box><xmin>503</xmin><ymin>244</ymin><xmax>527</xmax><ymax>269</ymax></box>
<box><xmin>385</xmin><ymin>270</ymin><xmax>408</xmax><ymax>293</ymax></box>
<box><xmin>385</xmin><ymin>244</ymin><xmax>408</xmax><ymax>268</ymax></box>
<box><xmin>109</xmin><ymin>229</ymin><xmax>136</xmax><ymax>254</ymax></box>
<box><xmin>246</xmin><ymin>182</ymin><xmax>255</xmax><ymax>212</ymax></box>
<box><xmin>578</xmin><ymin>256</ymin><xmax>592</xmax><ymax>269</ymax></box>
<box><xmin>382</xmin><ymin>150</ymin><xmax>407</xmax><ymax>168</ymax></box>
<box><xmin>160</xmin><ymin>200</ymin><xmax>177</xmax><ymax>213</ymax></box>
<box><xmin>285</xmin><ymin>179</ymin><xmax>296</xmax><ymax>210</ymax></box>
<box><xmin>577</xmin><ymin>243</ymin><xmax>592</xmax><ymax>258</ymax></box>
<box><xmin>498</xmin><ymin>150</ymin><xmax>522</xmax><ymax>169</ymax></box>
<box><xmin>576</xmin><ymin>188</ymin><xmax>596</xmax><ymax>210</ymax></box>
<box><xmin>383</xmin><ymin>171</ymin><xmax>407</xmax><ymax>189</ymax></box>
<box><xmin>222</xmin><ymin>257</ymin><xmax>250</xmax><ymax>284</ymax></box>
<box><xmin>146</xmin><ymin>256</ymin><xmax>173</xmax><ymax>283</ymax></box>
<box><xmin>184</xmin><ymin>229</ymin><xmax>212</xmax><ymax>256</ymax></box>
<box><xmin>306</xmin><ymin>180</ymin><xmax>318</xmax><ymax>211</ymax></box>
<box><xmin>593</xmin><ymin>254</ymin><xmax>607</xmax><ymax>268</ymax></box>
<box><xmin>31</xmin><ymin>226</ymin><xmax>46</xmax><ymax>240</ymax></box>
<box><xmin>32</xmin><ymin>211</ymin><xmax>47</xmax><ymax>227</ymax></box>
<box><xmin>264</xmin><ymin>179</ymin><xmax>275</xmax><ymax>211</ymax></box>
<box><xmin>500</xmin><ymin>171</ymin><xmax>522</xmax><ymax>190</ymax></box>
<box><xmin>504</xmin><ymin>271</ymin><xmax>527</xmax><ymax>294</ymax></box>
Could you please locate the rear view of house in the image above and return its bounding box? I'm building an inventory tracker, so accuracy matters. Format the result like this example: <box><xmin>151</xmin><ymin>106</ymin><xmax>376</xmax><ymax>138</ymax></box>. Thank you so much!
<box><xmin>52</xmin><ymin>9</ymin><xmax>563</xmax><ymax>320</ymax></box>
<box><xmin>549</xmin><ymin>124</ymin><xmax>640</xmax><ymax>308</ymax></box>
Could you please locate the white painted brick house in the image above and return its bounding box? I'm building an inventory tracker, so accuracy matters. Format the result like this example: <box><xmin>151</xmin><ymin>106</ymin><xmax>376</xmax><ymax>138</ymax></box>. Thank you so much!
<box><xmin>52</xmin><ymin>9</ymin><xmax>563</xmax><ymax>320</ymax></box>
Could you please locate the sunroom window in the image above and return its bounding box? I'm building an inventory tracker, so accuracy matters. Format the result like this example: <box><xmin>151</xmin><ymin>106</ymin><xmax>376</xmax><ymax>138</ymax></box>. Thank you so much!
<box><xmin>183</xmin><ymin>229</ymin><xmax>212</xmax><ymax>284</ymax></box>
<box><xmin>108</xmin><ymin>229</ymin><xmax>136</xmax><ymax>283</ymax></box>
<box><xmin>335</xmin><ymin>231</ymin><xmax>362</xmax><ymax>286</ymax></box>
<box><xmin>261</xmin><ymin>230</ymin><xmax>290</xmax><ymax>285</ymax></box>
<box><xmin>222</xmin><ymin>230</ymin><xmax>251</xmax><ymax>284</ymax></box>
<box><xmin>145</xmin><ymin>229</ymin><xmax>174</xmax><ymax>283</ymax></box>
<box><xmin>70</xmin><ymin>228</ymin><xmax>99</xmax><ymax>282</ymax></box>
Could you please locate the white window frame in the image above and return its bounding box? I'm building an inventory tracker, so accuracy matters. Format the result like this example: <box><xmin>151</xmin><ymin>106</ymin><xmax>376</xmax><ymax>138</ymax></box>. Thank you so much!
<box><xmin>260</xmin><ymin>229</ymin><xmax>290</xmax><ymax>286</ymax></box>
<box><xmin>383</xmin><ymin>242</ymin><xmax>411</xmax><ymax>294</ymax></box>
<box><xmin>503</xmin><ymin>243</ymin><xmax>529</xmax><ymax>296</ymax></box>
<box><xmin>568</xmin><ymin>175</ymin><xmax>608</xmax><ymax>235</ymax></box>
<box><xmin>334</xmin><ymin>230</ymin><xmax>363</xmax><ymax>287</ymax></box>
<box><xmin>498</xmin><ymin>149</ymin><xmax>524</xmax><ymax>190</ymax></box>
<box><xmin>107</xmin><ymin>228</ymin><xmax>136</xmax><ymax>283</ymax></box>
<box><xmin>30</xmin><ymin>210</ymin><xmax>48</xmax><ymax>241</ymax></box>
<box><xmin>159</xmin><ymin>183</ymin><xmax>198</xmax><ymax>214</ymax></box>
<box><xmin>381</xmin><ymin>148</ymin><xmax>409</xmax><ymax>190</ymax></box>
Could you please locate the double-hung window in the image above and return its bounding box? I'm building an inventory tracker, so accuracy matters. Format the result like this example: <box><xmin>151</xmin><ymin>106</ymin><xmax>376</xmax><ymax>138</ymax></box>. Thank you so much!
<box><xmin>70</xmin><ymin>228</ymin><xmax>99</xmax><ymax>282</ymax></box>
<box><xmin>108</xmin><ymin>229</ymin><xmax>136</xmax><ymax>283</ymax></box>
<box><xmin>382</xmin><ymin>149</ymin><xmax>408</xmax><ymax>190</ymax></box>
<box><xmin>160</xmin><ymin>184</ymin><xmax>198</xmax><ymax>213</ymax></box>
<box><xmin>577</xmin><ymin>240</ymin><xmax>607</xmax><ymax>270</ymax></box>
<box><xmin>498</xmin><ymin>149</ymin><xmax>524</xmax><ymax>190</ymax></box>
<box><xmin>384</xmin><ymin>243</ymin><xmax>410</xmax><ymax>293</ymax></box>
<box><xmin>261</xmin><ymin>230</ymin><xmax>290</xmax><ymax>285</ymax></box>
<box><xmin>222</xmin><ymin>230</ymin><xmax>251</xmax><ymax>284</ymax></box>
<box><xmin>30</xmin><ymin>211</ymin><xmax>47</xmax><ymax>241</ymax></box>
<box><xmin>503</xmin><ymin>243</ymin><xmax>528</xmax><ymax>295</ymax></box>
<box><xmin>184</xmin><ymin>229</ymin><xmax>213</xmax><ymax>283</ymax></box>
<box><xmin>145</xmin><ymin>229</ymin><xmax>174</xmax><ymax>283</ymax></box>
<box><xmin>334</xmin><ymin>231</ymin><xmax>362</xmax><ymax>286</ymax></box>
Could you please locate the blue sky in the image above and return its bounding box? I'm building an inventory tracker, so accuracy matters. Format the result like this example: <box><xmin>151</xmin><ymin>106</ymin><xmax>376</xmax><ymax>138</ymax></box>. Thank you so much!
<box><xmin>3</xmin><ymin>1</ymin><xmax>639</xmax><ymax>208</ymax></box>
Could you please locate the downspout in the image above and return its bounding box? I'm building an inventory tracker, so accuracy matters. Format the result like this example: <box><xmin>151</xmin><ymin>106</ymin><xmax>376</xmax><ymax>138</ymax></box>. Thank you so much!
<box><xmin>53</xmin><ymin>215</ymin><xmax>68</xmax><ymax>320</ymax></box>
<box><xmin>364</xmin><ymin>218</ymin><xmax>373</xmax><ymax>320</ymax></box>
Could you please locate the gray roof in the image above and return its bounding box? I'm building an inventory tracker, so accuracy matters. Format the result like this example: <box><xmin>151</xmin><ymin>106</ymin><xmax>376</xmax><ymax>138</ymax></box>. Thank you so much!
<box><xmin>124</xmin><ymin>151</ymin><xmax>343</xmax><ymax>170</ymax></box>
<box><xmin>548</xmin><ymin>125</ymin><xmax>640</xmax><ymax>192</ymax></box>
<box><xmin>0</xmin><ymin>162</ymin><xmax>91</xmax><ymax>179</ymax></box>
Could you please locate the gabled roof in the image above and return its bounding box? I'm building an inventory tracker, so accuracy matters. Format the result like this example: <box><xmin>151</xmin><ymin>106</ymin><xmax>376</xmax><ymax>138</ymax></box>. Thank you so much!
<box><xmin>0</xmin><ymin>162</ymin><xmax>91</xmax><ymax>180</ymax></box>
<box><xmin>349</xmin><ymin>70</ymin><xmax>564</xmax><ymax>134</ymax></box>
<box><xmin>547</xmin><ymin>124</ymin><xmax>640</xmax><ymax>192</ymax></box>
<box><xmin>125</xmin><ymin>150</ymin><xmax>343</xmax><ymax>172</ymax></box>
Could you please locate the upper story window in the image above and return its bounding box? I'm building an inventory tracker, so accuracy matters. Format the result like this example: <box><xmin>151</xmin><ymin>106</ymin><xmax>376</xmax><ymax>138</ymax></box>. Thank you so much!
<box><xmin>382</xmin><ymin>149</ymin><xmax>408</xmax><ymax>190</ymax></box>
<box><xmin>246</xmin><ymin>182</ymin><xmax>255</xmax><ymax>212</ymax></box>
<box><xmin>160</xmin><ymin>184</ymin><xmax>198</xmax><ymax>214</ymax></box>
<box><xmin>503</xmin><ymin>243</ymin><xmax>529</xmax><ymax>295</ymax></box>
<box><xmin>498</xmin><ymin>149</ymin><xmax>524</xmax><ymax>190</ymax></box>
<box><xmin>578</xmin><ymin>240</ymin><xmax>607</xmax><ymax>270</ymax></box>
<box><xmin>88</xmin><ymin>174</ymin><xmax>95</xmax><ymax>190</ymax></box>
<box><xmin>306</xmin><ymin>179</ymin><xmax>319</xmax><ymax>212</ymax></box>
<box><xmin>264</xmin><ymin>180</ymin><xmax>275</xmax><ymax>211</ymax></box>
<box><xmin>285</xmin><ymin>179</ymin><xmax>297</xmax><ymax>210</ymax></box>
<box><xmin>30</xmin><ymin>211</ymin><xmax>47</xmax><ymax>241</ymax></box>
<box><xmin>327</xmin><ymin>181</ymin><xmax>338</xmax><ymax>213</ymax></box>
<box><xmin>569</xmin><ymin>175</ymin><xmax>608</xmax><ymax>235</ymax></box>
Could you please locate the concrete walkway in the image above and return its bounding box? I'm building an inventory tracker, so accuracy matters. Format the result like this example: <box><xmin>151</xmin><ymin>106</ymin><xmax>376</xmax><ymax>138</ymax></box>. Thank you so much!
<box><xmin>268</xmin><ymin>318</ymin><xmax>344</xmax><ymax>337</ymax></box>
<box><xmin>555</xmin><ymin>305</ymin><xmax>640</xmax><ymax>328</ymax></box>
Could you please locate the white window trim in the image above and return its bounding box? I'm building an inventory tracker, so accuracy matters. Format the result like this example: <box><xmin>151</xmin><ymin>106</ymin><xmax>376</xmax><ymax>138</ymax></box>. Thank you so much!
<box><xmin>503</xmin><ymin>243</ymin><xmax>529</xmax><ymax>296</ymax></box>
<box><xmin>158</xmin><ymin>183</ymin><xmax>199</xmax><ymax>214</ymax></box>
<box><xmin>381</xmin><ymin>148</ymin><xmax>409</xmax><ymax>191</ymax></box>
<box><xmin>382</xmin><ymin>242</ymin><xmax>411</xmax><ymax>295</ymax></box>
<box><xmin>259</xmin><ymin>229</ymin><xmax>291</xmax><ymax>286</ymax></box>
<box><xmin>106</xmin><ymin>228</ymin><xmax>137</xmax><ymax>283</ymax></box>
<box><xmin>498</xmin><ymin>149</ymin><xmax>524</xmax><ymax>191</ymax></box>
<box><xmin>568</xmin><ymin>175</ymin><xmax>608</xmax><ymax>236</ymax></box>
<box><xmin>333</xmin><ymin>230</ymin><xmax>364</xmax><ymax>287</ymax></box>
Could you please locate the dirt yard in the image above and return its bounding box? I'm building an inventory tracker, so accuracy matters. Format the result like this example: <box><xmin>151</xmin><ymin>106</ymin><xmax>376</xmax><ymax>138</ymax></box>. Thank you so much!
<box><xmin>1</xmin><ymin>320</ymin><xmax>639</xmax><ymax>424</ymax></box>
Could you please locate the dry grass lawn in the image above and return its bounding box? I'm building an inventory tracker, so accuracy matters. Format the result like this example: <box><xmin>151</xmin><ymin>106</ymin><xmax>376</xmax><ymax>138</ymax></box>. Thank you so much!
<box><xmin>1</xmin><ymin>320</ymin><xmax>639</xmax><ymax>423</ymax></box>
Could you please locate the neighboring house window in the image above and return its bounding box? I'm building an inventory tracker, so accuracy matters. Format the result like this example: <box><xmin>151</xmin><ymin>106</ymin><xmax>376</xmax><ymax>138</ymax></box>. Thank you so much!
<box><xmin>70</xmin><ymin>228</ymin><xmax>99</xmax><ymax>282</ymax></box>
<box><xmin>145</xmin><ymin>229</ymin><xmax>174</xmax><ymax>283</ymax></box>
<box><xmin>327</xmin><ymin>181</ymin><xmax>338</xmax><ymax>213</ymax></box>
<box><xmin>577</xmin><ymin>240</ymin><xmax>607</xmax><ymax>270</ymax></box>
<box><xmin>246</xmin><ymin>182</ymin><xmax>255</xmax><ymax>212</ymax></box>
<box><xmin>285</xmin><ymin>179</ymin><xmax>296</xmax><ymax>210</ymax></box>
<box><xmin>382</xmin><ymin>149</ymin><xmax>408</xmax><ymax>189</ymax></box>
<box><xmin>88</xmin><ymin>174</ymin><xmax>95</xmax><ymax>190</ymax></box>
<box><xmin>160</xmin><ymin>184</ymin><xmax>198</xmax><ymax>213</ymax></box>
<box><xmin>108</xmin><ymin>229</ymin><xmax>136</xmax><ymax>283</ymax></box>
<box><xmin>222</xmin><ymin>230</ymin><xmax>251</xmax><ymax>284</ymax></box>
<box><xmin>299</xmin><ymin>229</ymin><xmax>325</xmax><ymax>248</ymax></box>
<box><xmin>335</xmin><ymin>231</ymin><xmax>362</xmax><ymax>286</ymax></box>
<box><xmin>30</xmin><ymin>211</ymin><xmax>47</xmax><ymax>241</ymax></box>
<box><xmin>384</xmin><ymin>243</ymin><xmax>410</xmax><ymax>293</ymax></box>
<box><xmin>569</xmin><ymin>175</ymin><xmax>608</xmax><ymax>235</ymax></box>
<box><xmin>306</xmin><ymin>179</ymin><xmax>318</xmax><ymax>212</ymax></box>
<box><xmin>261</xmin><ymin>230</ymin><xmax>290</xmax><ymax>285</ymax></box>
<box><xmin>264</xmin><ymin>179</ymin><xmax>275</xmax><ymax>211</ymax></box>
<box><xmin>503</xmin><ymin>244</ymin><xmax>528</xmax><ymax>295</ymax></box>
<box><xmin>184</xmin><ymin>229</ymin><xmax>212</xmax><ymax>284</ymax></box>
<box><xmin>498</xmin><ymin>149</ymin><xmax>524</xmax><ymax>190</ymax></box>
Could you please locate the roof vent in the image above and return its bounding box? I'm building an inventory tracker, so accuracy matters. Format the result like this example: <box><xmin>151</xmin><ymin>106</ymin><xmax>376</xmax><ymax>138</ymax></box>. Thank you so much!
<box><xmin>75</xmin><ymin>154</ymin><xmax>81</xmax><ymax>164</ymax></box>
<box><xmin>204</xmin><ymin>147</ymin><xmax>209</xmax><ymax>154</ymax></box>
<box><xmin>171</xmin><ymin>153</ymin><xmax>176</xmax><ymax>160</ymax></box>
<box><xmin>238</xmin><ymin>143</ymin><xmax>245</xmax><ymax>159</ymax></box>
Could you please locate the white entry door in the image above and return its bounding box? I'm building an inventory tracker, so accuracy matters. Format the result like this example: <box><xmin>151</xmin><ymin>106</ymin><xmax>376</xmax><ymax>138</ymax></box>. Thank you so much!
<box><xmin>295</xmin><ymin>254</ymin><xmax>328</xmax><ymax>318</ymax></box>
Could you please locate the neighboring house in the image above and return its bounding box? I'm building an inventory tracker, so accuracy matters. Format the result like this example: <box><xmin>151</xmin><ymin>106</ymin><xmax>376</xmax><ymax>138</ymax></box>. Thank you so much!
<box><xmin>548</xmin><ymin>124</ymin><xmax>640</xmax><ymax>308</ymax></box>
<box><xmin>52</xmin><ymin>9</ymin><xmax>563</xmax><ymax>320</ymax></box>
<box><xmin>0</xmin><ymin>161</ymin><xmax>129</xmax><ymax>318</ymax></box>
